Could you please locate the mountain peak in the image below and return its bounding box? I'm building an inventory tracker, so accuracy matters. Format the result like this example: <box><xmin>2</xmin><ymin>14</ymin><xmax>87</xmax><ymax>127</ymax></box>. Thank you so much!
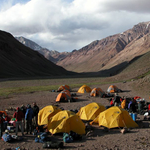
<box><xmin>56</xmin><ymin>21</ymin><xmax>150</xmax><ymax>74</ymax></box>
<box><xmin>15</xmin><ymin>36</ymin><xmax>42</xmax><ymax>50</ymax></box>
<box><xmin>16</xmin><ymin>36</ymin><xmax>70</xmax><ymax>63</ymax></box>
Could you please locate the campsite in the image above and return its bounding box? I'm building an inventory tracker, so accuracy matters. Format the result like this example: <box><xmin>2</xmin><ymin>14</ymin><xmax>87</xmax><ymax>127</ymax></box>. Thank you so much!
<box><xmin>0</xmin><ymin>75</ymin><xmax>150</xmax><ymax>150</ymax></box>
<box><xmin>1</xmin><ymin>1</ymin><xmax>150</xmax><ymax>149</ymax></box>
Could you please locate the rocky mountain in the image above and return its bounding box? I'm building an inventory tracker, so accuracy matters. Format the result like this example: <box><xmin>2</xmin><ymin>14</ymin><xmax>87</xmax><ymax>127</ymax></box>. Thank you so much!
<box><xmin>57</xmin><ymin>21</ymin><xmax>150</xmax><ymax>74</ymax></box>
<box><xmin>16</xmin><ymin>36</ymin><xmax>70</xmax><ymax>63</ymax></box>
<box><xmin>15</xmin><ymin>36</ymin><xmax>42</xmax><ymax>50</ymax></box>
<box><xmin>0</xmin><ymin>31</ymin><xmax>74</xmax><ymax>78</ymax></box>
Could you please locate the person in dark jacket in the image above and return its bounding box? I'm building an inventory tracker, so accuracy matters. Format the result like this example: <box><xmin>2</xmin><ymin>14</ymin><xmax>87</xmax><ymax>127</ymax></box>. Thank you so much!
<box><xmin>13</xmin><ymin>107</ymin><xmax>24</xmax><ymax>136</ymax></box>
<box><xmin>113</xmin><ymin>93</ymin><xmax>121</xmax><ymax>106</ymax></box>
<box><xmin>0</xmin><ymin>112</ymin><xmax>5</xmax><ymax>137</ymax></box>
<box><xmin>32</xmin><ymin>102</ymin><xmax>39</xmax><ymax>128</ymax></box>
<box><xmin>20</xmin><ymin>105</ymin><xmax>26</xmax><ymax>117</ymax></box>
<box><xmin>25</xmin><ymin>104</ymin><xmax>34</xmax><ymax>134</ymax></box>
<box><xmin>129</xmin><ymin>99</ymin><xmax>137</xmax><ymax>113</ymax></box>
<box><xmin>20</xmin><ymin>104</ymin><xmax>26</xmax><ymax>131</ymax></box>
<box><xmin>137</xmin><ymin>101</ymin><xmax>145</xmax><ymax>115</ymax></box>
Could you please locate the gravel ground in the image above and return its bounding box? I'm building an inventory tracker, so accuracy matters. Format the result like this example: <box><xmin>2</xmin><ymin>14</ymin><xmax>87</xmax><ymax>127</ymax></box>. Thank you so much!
<box><xmin>0</xmin><ymin>79</ymin><xmax>150</xmax><ymax>150</ymax></box>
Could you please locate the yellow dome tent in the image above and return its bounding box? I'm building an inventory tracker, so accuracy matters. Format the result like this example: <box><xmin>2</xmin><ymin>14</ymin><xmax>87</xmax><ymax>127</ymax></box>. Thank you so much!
<box><xmin>97</xmin><ymin>106</ymin><xmax>138</xmax><ymax>128</ymax></box>
<box><xmin>78</xmin><ymin>84</ymin><xmax>91</xmax><ymax>93</ymax></box>
<box><xmin>90</xmin><ymin>87</ymin><xmax>105</xmax><ymax>97</ymax></box>
<box><xmin>38</xmin><ymin>105</ymin><xmax>62</xmax><ymax>126</ymax></box>
<box><xmin>77</xmin><ymin>102</ymin><xmax>106</xmax><ymax>121</ymax></box>
<box><xmin>47</xmin><ymin>110</ymin><xmax>85</xmax><ymax>135</ymax></box>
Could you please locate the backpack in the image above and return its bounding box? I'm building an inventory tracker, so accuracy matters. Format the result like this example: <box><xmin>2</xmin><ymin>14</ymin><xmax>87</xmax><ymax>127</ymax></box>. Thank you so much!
<box><xmin>63</xmin><ymin>133</ymin><xmax>73</xmax><ymax>143</ymax></box>
<box><xmin>2</xmin><ymin>133</ymin><xmax>12</xmax><ymax>142</ymax></box>
<box><xmin>35</xmin><ymin>132</ymin><xmax>48</xmax><ymax>143</ymax></box>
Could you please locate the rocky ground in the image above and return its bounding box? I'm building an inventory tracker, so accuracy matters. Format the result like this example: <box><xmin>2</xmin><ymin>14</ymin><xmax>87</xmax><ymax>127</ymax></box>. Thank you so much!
<box><xmin>0</xmin><ymin>79</ymin><xmax>150</xmax><ymax>150</ymax></box>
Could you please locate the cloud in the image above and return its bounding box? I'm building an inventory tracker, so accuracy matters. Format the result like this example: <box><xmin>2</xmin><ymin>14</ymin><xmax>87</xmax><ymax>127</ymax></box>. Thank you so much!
<box><xmin>103</xmin><ymin>0</ymin><xmax>150</xmax><ymax>13</ymax></box>
<box><xmin>0</xmin><ymin>0</ymin><xmax>150</xmax><ymax>52</ymax></box>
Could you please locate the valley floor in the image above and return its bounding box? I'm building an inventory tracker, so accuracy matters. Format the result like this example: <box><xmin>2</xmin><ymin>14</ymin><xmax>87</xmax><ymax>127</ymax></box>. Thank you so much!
<box><xmin>0</xmin><ymin>80</ymin><xmax>150</xmax><ymax>150</ymax></box>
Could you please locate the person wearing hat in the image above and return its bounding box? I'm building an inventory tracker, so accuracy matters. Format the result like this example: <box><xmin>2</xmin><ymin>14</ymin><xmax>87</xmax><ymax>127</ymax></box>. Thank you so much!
<box><xmin>13</xmin><ymin>107</ymin><xmax>25</xmax><ymax>136</ymax></box>
<box><xmin>4</xmin><ymin>129</ymin><xmax>9</xmax><ymax>133</ymax></box>
<box><xmin>25</xmin><ymin>104</ymin><xmax>34</xmax><ymax>134</ymax></box>
<box><xmin>2</xmin><ymin>129</ymin><xmax>12</xmax><ymax>142</ymax></box>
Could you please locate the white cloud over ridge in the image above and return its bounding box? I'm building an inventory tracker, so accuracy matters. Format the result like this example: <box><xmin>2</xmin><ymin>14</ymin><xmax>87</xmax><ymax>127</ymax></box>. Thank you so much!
<box><xmin>0</xmin><ymin>0</ymin><xmax>150</xmax><ymax>52</ymax></box>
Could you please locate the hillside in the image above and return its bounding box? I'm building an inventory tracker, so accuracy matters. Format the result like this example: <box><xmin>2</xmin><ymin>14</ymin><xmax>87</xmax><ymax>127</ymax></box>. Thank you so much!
<box><xmin>0</xmin><ymin>30</ymin><xmax>74</xmax><ymax>78</ymax></box>
<box><xmin>93</xmin><ymin>51</ymin><xmax>150</xmax><ymax>81</ymax></box>
<box><xmin>57</xmin><ymin>21</ymin><xmax>150</xmax><ymax>73</ymax></box>
<box><xmin>117</xmin><ymin>51</ymin><xmax>150</xmax><ymax>80</ymax></box>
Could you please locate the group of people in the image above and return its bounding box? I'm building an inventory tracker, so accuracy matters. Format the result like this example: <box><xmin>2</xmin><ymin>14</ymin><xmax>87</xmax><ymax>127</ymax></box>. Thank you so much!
<box><xmin>109</xmin><ymin>93</ymin><xmax>149</xmax><ymax>115</ymax></box>
<box><xmin>0</xmin><ymin>102</ymin><xmax>39</xmax><ymax>137</ymax></box>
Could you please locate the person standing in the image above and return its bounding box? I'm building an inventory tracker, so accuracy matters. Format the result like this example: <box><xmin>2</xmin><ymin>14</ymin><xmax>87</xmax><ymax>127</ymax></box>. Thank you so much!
<box><xmin>32</xmin><ymin>102</ymin><xmax>39</xmax><ymax>128</ymax></box>
<box><xmin>25</xmin><ymin>104</ymin><xmax>34</xmax><ymax>134</ymax></box>
<box><xmin>121</xmin><ymin>97</ymin><xmax>126</xmax><ymax>109</ymax></box>
<box><xmin>129</xmin><ymin>98</ymin><xmax>137</xmax><ymax>113</ymax></box>
<box><xmin>137</xmin><ymin>101</ymin><xmax>144</xmax><ymax>115</ymax></box>
<box><xmin>0</xmin><ymin>112</ymin><xmax>5</xmax><ymax>138</ymax></box>
<box><xmin>20</xmin><ymin>105</ymin><xmax>26</xmax><ymax>117</ymax></box>
<box><xmin>13</xmin><ymin>107</ymin><xmax>24</xmax><ymax>136</ymax></box>
<box><xmin>113</xmin><ymin>93</ymin><xmax>121</xmax><ymax>106</ymax></box>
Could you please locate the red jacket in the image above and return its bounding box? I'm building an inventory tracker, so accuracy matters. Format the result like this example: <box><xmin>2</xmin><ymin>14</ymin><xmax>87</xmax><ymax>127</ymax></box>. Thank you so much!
<box><xmin>110</xmin><ymin>100</ymin><xmax>114</xmax><ymax>106</ymax></box>
<box><xmin>148</xmin><ymin>104</ymin><xmax>150</xmax><ymax>111</ymax></box>
<box><xmin>13</xmin><ymin>110</ymin><xmax>24</xmax><ymax>121</ymax></box>
<box><xmin>4</xmin><ymin>116</ymin><xmax>11</xmax><ymax>122</ymax></box>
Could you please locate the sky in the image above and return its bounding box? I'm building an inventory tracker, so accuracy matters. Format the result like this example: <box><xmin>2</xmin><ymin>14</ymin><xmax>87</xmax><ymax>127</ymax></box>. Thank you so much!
<box><xmin>0</xmin><ymin>0</ymin><xmax>150</xmax><ymax>52</ymax></box>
